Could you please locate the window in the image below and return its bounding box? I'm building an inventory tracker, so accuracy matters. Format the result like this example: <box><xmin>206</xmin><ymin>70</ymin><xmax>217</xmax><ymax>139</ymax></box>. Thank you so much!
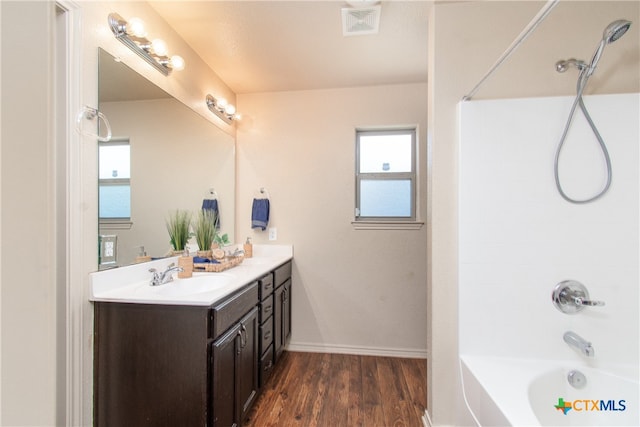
<box><xmin>355</xmin><ymin>128</ymin><xmax>416</xmax><ymax>222</ymax></box>
<box><xmin>99</xmin><ymin>138</ymin><xmax>131</xmax><ymax>226</ymax></box>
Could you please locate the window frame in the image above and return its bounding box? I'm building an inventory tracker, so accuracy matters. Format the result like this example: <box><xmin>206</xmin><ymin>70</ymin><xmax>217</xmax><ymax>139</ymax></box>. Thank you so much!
<box><xmin>98</xmin><ymin>137</ymin><xmax>133</xmax><ymax>229</ymax></box>
<box><xmin>355</xmin><ymin>128</ymin><xmax>417</xmax><ymax>223</ymax></box>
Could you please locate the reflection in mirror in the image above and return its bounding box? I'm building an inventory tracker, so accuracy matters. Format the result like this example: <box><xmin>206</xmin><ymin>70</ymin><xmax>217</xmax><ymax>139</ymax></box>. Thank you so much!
<box><xmin>98</xmin><ymin>48</ymin><xmax>235</xmax><ymax>269</ymax></box>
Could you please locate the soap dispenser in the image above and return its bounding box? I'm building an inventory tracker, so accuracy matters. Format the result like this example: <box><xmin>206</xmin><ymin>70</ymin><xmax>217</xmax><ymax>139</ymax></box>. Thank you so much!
<box><xmin>177</xmin><ymin>247</ymin><xmax>193</xmax><ymax>279</ymax></box>
<box><xmin>244</xmin><ymin>237</ymin><xmax>253</xmax><ymax>258</ymax></box>
<box><xmin>135</xmin><ymin>246</ymin><xmax>152</xmax><ymax>264</ymax></box>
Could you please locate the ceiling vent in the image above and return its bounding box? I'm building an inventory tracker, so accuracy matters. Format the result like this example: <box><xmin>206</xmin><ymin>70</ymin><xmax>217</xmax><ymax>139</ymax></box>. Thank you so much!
<box><xmin>341</xmin><ymin>4</ymin><xmax>381</xmax><ymax>36</ymax></box>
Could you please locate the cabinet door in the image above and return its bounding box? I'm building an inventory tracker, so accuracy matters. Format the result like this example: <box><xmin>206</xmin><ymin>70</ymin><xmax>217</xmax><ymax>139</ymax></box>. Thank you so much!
<box><xmin>238</xmin><ymin>307</ymin><xmax>259</xmax><ymax>423</ymax></box>
<box><xmin>283</xmin><ymin>279</ymin><xmax>292</xmax><ymax>344</ymax></box>
<box><xmin>274</xmin><ymin>284</ymin><xmax>284</xmax><ymax>361</ymax></box>
<box><xmin>274</xmin><ymin>278</ymin><xmax>292</xmax><ymax>362</ymax></box>
<box><xmin>212</xmin><ymin>323</ymin><xmax>242</xmax><ymax>427</ymax></box>
<box><xmin>211</xmin><ymin>307</ymin><xmax>259</xmax><ymax>427</ymax></box>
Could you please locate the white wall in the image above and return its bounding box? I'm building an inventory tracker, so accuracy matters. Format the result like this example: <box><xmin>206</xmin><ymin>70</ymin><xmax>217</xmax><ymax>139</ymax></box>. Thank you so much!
<box><xmin>459</xmin><ymin>93</ymin><xmax>639</xmax><ymax>366</ymax></box>
<box><xmin>236</xmin><ymin>83</ymin><xmax>428</xmax><ymax>357</ymax></box>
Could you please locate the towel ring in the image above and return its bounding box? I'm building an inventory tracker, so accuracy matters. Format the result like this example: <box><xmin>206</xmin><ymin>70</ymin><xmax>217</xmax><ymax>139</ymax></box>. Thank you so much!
<box><xmin>76</xmin><ymin>106</ymin><xmax>112</xmax><ymax>142</ymax></box>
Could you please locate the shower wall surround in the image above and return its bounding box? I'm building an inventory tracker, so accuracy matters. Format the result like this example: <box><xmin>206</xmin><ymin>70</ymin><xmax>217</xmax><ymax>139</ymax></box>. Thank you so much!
<box><xmin>459</xmin><ymin>93</ymin><xmax>639</xmax><ymax>367</ymax></box>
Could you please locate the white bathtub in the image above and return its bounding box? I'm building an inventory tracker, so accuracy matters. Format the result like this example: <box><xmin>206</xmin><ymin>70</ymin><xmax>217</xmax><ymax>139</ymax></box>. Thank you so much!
<box><xmin>460</xmin><ymin>355</ymin><xmax>639</xmax><ymax>426</ymax></box>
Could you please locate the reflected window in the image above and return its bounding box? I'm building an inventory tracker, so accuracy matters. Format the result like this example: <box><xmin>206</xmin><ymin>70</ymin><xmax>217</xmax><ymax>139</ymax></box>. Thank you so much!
<box><xmin>99</xmin><ymin>138</ymin><xmax>131</xmax><ymax>222</ymax></box>
<box><xmin>355</xmin><ymin>129</ymin><xmax>416</xmax><ymax>220</ymax></box>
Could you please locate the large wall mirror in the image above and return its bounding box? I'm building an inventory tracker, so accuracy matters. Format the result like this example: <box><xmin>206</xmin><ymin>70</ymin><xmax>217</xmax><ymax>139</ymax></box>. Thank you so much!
<box><xmin>98</xmin><ymin>48</ymin><xmax>235</xmax><ymax>269</ymax></box>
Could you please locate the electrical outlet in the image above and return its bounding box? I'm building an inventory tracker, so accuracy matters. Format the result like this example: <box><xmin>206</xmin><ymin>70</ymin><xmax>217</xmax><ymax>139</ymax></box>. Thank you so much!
<box><xmin>99</xmin><ymin>234</ymin><xmax>117</xmax><ymax>266</ymax></box>
<box><xmin>268</xmin><ymin>227</ymin><xmax>277</xmax><ymax>241</ymax></box>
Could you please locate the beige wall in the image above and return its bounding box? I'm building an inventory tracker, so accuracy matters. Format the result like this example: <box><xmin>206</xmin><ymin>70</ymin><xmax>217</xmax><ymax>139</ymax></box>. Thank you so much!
<box><xmin>236</xmin><ymin>84</ymin><xmax>429</xmax><ymax>356</ymax></box>
<box><xmin>1</xmin><ymin>2</ymin><xmax>58</xmax><ymax>424</ymax></box>
<box><xmin>428</xmin><ymin>1</ymin><xmax>639</xmax><ymax>424</ymax></box>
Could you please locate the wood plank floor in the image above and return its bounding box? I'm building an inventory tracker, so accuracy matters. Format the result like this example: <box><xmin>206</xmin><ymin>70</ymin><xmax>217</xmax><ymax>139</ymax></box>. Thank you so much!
<box><xmin>245</xmin><ymin>352</ymin><xmax>427</xmax><ymax>427</ymax></box>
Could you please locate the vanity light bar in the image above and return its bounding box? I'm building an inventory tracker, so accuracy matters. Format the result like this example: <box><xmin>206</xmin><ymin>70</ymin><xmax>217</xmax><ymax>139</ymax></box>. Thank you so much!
<box><xmin>108</xmin><ymin>12</ymin><xmax>184</xmax><ymax>76</ymax></box>
<box><xmin>206</xmin><ymin>94</ymin><xmax>241</xmax><ymax>124</ymax></box>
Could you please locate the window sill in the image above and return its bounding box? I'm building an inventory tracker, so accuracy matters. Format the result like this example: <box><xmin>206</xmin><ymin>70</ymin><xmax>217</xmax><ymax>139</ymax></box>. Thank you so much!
<box><xmin>99</xmin><ymin>220</ymin><xmax>133</xmax><ymax>230</ymax></box>
<box><xmin>351</xmin><ymin>221</ymin><xmax>424</xmax><ymax>230</ymax></box>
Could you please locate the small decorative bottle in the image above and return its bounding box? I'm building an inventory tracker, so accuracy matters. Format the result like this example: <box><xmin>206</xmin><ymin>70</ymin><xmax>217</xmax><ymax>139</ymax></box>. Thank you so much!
<box><xmin>243</xmin><ymin>237</ymin><xmax>253</xmax><ymax>258</ymax></box>
<box><xmin>135</xmin><ymin>246</ymin><xmax>152</xmax><ymax>264</ymax></box>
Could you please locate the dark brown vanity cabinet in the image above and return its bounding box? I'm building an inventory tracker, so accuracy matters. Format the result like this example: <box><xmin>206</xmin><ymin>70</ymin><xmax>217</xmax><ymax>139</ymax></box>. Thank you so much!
<box><xmin>273</xmin><ymin>262</ymin><xmax>292</xmax><ymax>362</ymax></box>
<box><xmin>94</xmin><ymin>282</ymin><xmax>259</xmax><ymax>427</ymax></box>
<box><xmin>93</xmin><ymin>262</ymin><xmax>292</xmax><ymax>427</ymax></box>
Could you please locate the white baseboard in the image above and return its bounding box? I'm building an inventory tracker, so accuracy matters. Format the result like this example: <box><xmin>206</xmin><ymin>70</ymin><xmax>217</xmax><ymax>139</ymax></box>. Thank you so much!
<box><xmin>287</xmin><ymin>341</ymin><xmax>428</xmax><ymax>359</ymax></box>
<box><xmin>422</xmin><ymin>409</ymin><xmax>433</xmax><ymax>426</ymax></box>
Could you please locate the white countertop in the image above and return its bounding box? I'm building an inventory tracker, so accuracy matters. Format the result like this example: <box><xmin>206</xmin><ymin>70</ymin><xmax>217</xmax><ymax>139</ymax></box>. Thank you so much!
<box><xmin>89</xmin><ymin>244</ymin><xmax>293</xmax><ymax>306</ymax></box>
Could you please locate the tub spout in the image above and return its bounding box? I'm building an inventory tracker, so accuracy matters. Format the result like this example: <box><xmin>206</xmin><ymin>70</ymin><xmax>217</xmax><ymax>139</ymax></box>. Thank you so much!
<box><xmin>563</xmin><ymin>331</ymin><xmax>594</xmax><ymax>357</ymax></box>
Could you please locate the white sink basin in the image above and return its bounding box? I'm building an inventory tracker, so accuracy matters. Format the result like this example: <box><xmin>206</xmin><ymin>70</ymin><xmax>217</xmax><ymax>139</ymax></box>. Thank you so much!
<box><xmin>136</xmin><ymin>273</ymin><xmax>235</xmax><ymax>297</ymax></box>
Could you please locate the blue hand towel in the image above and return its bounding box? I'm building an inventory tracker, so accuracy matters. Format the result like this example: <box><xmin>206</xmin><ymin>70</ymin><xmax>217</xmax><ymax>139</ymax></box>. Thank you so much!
<box><xmin>251</xmin><ymin>198</ymin><xmax>270</xmax><ymax>230</ymax></box>
<box><xmin>193</xmin><ymin>256</ymin><xmax>220</xmax><ymax>264</ymax></box>
<box><xmin>202</xmin><ymin>198</ymin><xmax>220</xmax><ymax>229</ymax></box>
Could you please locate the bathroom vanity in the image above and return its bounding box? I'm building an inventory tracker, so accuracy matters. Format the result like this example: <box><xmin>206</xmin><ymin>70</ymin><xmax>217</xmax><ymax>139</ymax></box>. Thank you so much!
<box><xmin>90</xmin><ymin>245</ymin><xmax>293</xmax><ymax>427</ymax></box>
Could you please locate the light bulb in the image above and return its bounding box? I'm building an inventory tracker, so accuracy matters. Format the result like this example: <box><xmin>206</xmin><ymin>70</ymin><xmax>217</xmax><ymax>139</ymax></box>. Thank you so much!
<box><xmin>127</xmin><ymin>17</ymin><xmax>147</xmax><ymax>38</ymax></box>
<box><xmin>224</xmin><ymin>104</ymin><xmax>236</xmax><ymax>116</ymax></box>
<box><xmin>169</xmin><ymin>55</ymin><xmax>185</xmax><ymax>71</ymax></box>
<box><xmin>151</xmin><ymin>39</ymin><xmax>168</xmax><ymax>56</ymax></box>
<box><xmin>216</xmin><ymin>98</ymin><xmax>228</xmax><ymax>110</ymax></box>
<box><xmin>233</xmin><ymin>113</ymin><xmax>242</xmax><ymax>121</ymax></box>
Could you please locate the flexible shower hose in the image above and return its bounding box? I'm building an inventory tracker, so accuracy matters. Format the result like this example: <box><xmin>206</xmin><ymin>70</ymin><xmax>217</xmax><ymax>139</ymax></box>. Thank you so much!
<box><xmin>554</xmin><ymin>70</ymin><xmax>612</xmax><ymax>204</ymax></box>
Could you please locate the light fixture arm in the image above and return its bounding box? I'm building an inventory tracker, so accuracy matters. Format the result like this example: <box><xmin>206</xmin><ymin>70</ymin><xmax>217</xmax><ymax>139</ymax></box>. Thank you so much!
<box><xmin>108</xmin><ymin>13</ymin><xmax>183</xmax><ymax>76</ymax></box>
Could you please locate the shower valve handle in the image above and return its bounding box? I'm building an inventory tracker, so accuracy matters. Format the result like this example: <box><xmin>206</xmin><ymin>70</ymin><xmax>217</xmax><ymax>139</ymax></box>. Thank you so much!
<box><xmin>573</xmin><ymin>296</ymin><xmax>605</xmax><ymax>307</ymax></box>
<box><xmin>552</xmin><ymin>280</ymin><xmax>605</xmax><ymax>314</ymax></box>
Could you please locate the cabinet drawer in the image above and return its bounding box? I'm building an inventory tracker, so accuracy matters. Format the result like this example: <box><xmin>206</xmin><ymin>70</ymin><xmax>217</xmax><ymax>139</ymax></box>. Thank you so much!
<box><xmin>259</xmin><ymin>273</ymin><xmax>274</xmax><ymax>299</ymax></box>
<box><xmin>211</xmin><ymin>282</ymin><xmax>258</xmax><ymax>339</ymax></box>
<box><xmin>260</xmin><ymin>294</ymin><xmax>274</xmax><ymax>323</ymax></box>
<box><xmin>260</xmin><ymin>317</ymin><xmax>273</xmax><ymax>355</ymax></box>
<box><xmin>259</xmin><ymin>344</ymin><xmax>274</xmax><ymax>388</ymax></box>
<box><xmin>274</xmin><ymin>261</ymin><xmax>291</xmax><ymax>287</ymax></box>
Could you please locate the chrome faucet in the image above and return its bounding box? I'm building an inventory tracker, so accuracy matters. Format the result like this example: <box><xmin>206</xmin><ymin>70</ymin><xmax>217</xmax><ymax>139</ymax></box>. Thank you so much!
<box><xmin>228</xmin><ymin>247</ymin><xmax>245</xmax><ymax>257</ymax></box>
<box><xmin>563</xmin><ymin>331</ymin><xmax>594</xmax><ymax>357</ymax></box>
<box><xmin>149</xmin><ymin>263</ymin><xmax>183</xmax><ymax>286</ymax></box>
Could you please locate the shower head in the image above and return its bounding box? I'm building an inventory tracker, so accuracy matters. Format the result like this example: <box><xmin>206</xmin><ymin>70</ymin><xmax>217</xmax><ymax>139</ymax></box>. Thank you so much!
<box><xmin>555</xmin><ymin>19</ymin><xmax>632</xmax><ymax>77</ymax></box>
<box><xmin>586</xmin><ymin>19</ymin><xmax>632</xmax><ymax>77</ymax></box>
<box><xmin>603</xmin><ymin>19</ymin><xmax>632</xmax><ymax>44</ymax></box>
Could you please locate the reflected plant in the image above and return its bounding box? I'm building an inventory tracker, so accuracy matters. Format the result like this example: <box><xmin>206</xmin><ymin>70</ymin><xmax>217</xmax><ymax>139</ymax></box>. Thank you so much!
<box><xmin>166</xmin><ymin>209</ymin><xmax>192</xmax><ymax>251</ymax></box>
<box><xmin>194</xmin><ymin>209</ymin><xmax>217</xmax><ymax>252</ymax></box>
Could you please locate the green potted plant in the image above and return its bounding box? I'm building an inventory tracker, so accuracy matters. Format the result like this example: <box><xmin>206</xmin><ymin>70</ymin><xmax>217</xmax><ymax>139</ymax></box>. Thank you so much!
<box><xmin>194</xmin><ymin>209</ymin><xmax>217</xmax><ymax>257</ymax></box>
<box><xmin>165</xmin><ymin>209</ymin><xmax>192</xmax><ymax>255</ymax></box>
